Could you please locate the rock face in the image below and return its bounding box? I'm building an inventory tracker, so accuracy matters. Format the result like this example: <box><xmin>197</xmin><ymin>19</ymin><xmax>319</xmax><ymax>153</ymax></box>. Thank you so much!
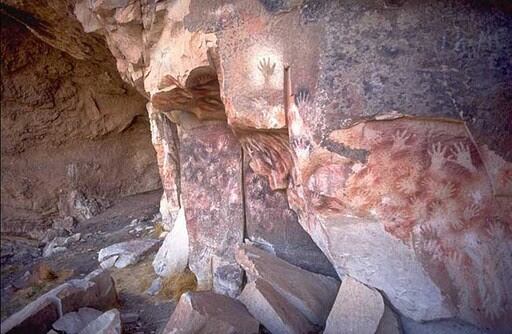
<box><xmin>163</xmin><ymin>291</ymin><xmax>259</xmax><ymax>334</ymax></box>
<box><xmin>70</xmin><ymin>0</ymin><xmax>511</xmax><ymax>329</ymax></box>
<box><xmin>71</xmin><ymin>0</ymin><xmax>344</xmax><ymax>290</ymax></box>
<box><xmin>236</xmin><ymin>243</ymin><xmax>339</xmax><ymax>326</ymax></box>
<box><xmin>0</xmin><ymin>13</ymin><xmax>160</xmax><ymax>234</ymax></box>
<box><xmin>6</xmin><ymin>0</ymin><xmax>511</xmax><ymax>331</ymax></box>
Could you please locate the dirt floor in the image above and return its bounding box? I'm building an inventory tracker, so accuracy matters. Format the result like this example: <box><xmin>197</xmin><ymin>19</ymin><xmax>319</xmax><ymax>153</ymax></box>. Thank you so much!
<box><xmin>1</xmin><ymin>189</ymin><xmax>176</xmax><ymax>334</ymax></box>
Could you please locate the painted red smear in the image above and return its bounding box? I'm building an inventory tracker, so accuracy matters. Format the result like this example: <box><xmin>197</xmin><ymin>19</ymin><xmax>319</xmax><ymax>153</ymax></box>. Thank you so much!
<box><xmin>313</xmin><ymin>117</ymin><xmax>512</xmax><ymax>325</ymax></box>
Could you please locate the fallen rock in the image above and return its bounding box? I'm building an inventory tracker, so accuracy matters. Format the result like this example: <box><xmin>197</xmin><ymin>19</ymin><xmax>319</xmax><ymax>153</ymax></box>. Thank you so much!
<box><xmin>324</xmin><ymin>276</ymin><xmax>386</xmax><ymax>334</ymax></box>
<box><xmin>100</xmin><ymin>256</ymin><xmax>118</xmax><ymax>270</ymax></box>
<box><xmin>52</xmin><ymin>307</ymin><xmax>102</xmax><ymax>334</ymax></box>
<box><xmin>12</xmin><ymin>271</ymin><xmax>32</xmax><ymax>290</ymax></box>
<box><xmin>401</xmin><ymin>316</ymin><xmax>490</xmax><ymax>334</ymax></box>
<box><xmin>163</xmin><ymin>291</ymin><xmax>259</xmax><ymax>334</ymax></box>
<box><xmin>377</xmin><ymin>305</ymin><xmax>402</xmax><ymax>334</ymax></box>
<box><xmin>3</xmin><ymin>267</ymin><xmax>117</xmax><ymax>332</ymax></box>
<box><xmin>120</xmin><ymin>312</ymin><xmax>139</xmax><ymax>324</ymax></box>
<box><xmin>52</xmin><ymin>216</ymin><xmax>77</xmax><ymax>234</ymax></box>
<box><xmin>43</xmin><ymin>233</ymin><xmax>81</xmax><ymax>257</ymax></box>
<box><xmin>146</xmin><ymin>277</ymin><xmax>161</xmax><ymax>296</ymax></box>
<box><xmin>239</xmin><ymin>279</ymin><xmax>316</xmax><ymax>334</ymax></box>
<box><xmin>212</xmin><ymin>256</ymin><xmax>243</xmax><ymax>298</ymax></box>
<box><xmin>83</xmin><ymin>269</ymin><xmax>119</xmax><ymax>311</ymax></box>
<box><xmin>98</xmin><ymin>239</ymin><xmax>160</xmax><ymax>268</ymax></box>
<box><xmin>0</xmin><ymin>297</ymin><xmax>59</xmax><ymax>334</ymax></box>
<box><xmin>236</xmin><ymin>243</ymin><xmax>339</xmax><ymax>326</ymax></box>
<box><xmin>58</xmin><ymin>190</ymin><xmax>101</xmax><ymax>223</ymax></box>
<box><xmin>152</xmin><ymin>207</ymin><xmax>188</xmax><ymax>277</ymax></box>
<box><xmin>79</xmin><ymin>309</ymin><xmax>121</xmax><ymax>334</ymax></box>
<box><xmin>50</xmin><ymin>270</ymin><xmax>117</xmax><ymax>317</ymax></box>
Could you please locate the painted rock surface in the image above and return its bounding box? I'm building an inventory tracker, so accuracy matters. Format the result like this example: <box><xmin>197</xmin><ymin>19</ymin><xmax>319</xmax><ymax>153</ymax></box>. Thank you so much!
<box><xmin>68</xmin><ymin>0</ymin><xmax>512</xmax><ymax>329</ymax></box>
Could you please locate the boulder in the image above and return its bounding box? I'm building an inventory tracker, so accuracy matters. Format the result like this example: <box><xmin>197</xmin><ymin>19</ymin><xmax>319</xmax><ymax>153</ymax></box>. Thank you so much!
<box><xmin>78</xmin><ymin>309</ymin><xmax>121</xmax><ymax>334</ymax></box>
<box><xmin>98</xmin><ymin>239</ymin><xmax>160</xmax><ymax>268</ymax></box>
<box><xmin>52</xmin><ymin>216</ymin><xmax>77</xmax><ymax>234</ymax></box>
<box><xmin>377</xmin><ymin>305</ymin><xmax>402</xmax><ymax>334</ymax></box>
<box><xmin>152</xmin><ymin>207</ymin><xmax>189</xmax><ymax>277</ymax></box>
<box><xmin>236</xmin><ymin>243</ymin><xmax>339</xmax><ymax>326</ymax></box>
<box><xmin>58</xmin><ymin>190</ymin><xmax>101</xmax><ymax>223</ymax></box>
<box><xmin>83</xmin><ymin>269</ymin><xmax>118</xmax><ymax>311</ymax></box>
<box><xmin>163</xmin><ymin>291</ymin><xmax>259</xmax><ymax>334</ymax></box>
<box><xmin>324</xmin><ymin>276</ymin><xmax>385</xmax><ymax>334</ymax></box>
<box><xmin>239</xmin><ymin>279</ymin><xmax>316</xmax><ymax>334</ymax></box>
<box><xmin>1</xmin><ymin>269</ymin><xmax>117</xmax><ymax>334</ymax></box>
<box><xmin>146</xmin><ymin>277</ymin><xmax>162</xmax><ymax>296</ymax></box>
<box><xmin>52</xmin><ymin>307</ymin><xmax>102</xmax><ymax>334</ymax></box>
<box><xmin>401</xmin><ymin>317</ymin><xmax>490</xmax><ymax>334</ymax></box>
<box><xmin>43</xmin><ymin>233</ymin><xmax>81</xmax><ymax>257</ymax></box>
<box><xmin>212</xmin><ymin>256</ymin><xmax>243</xmax><ymax>298</ymax></box>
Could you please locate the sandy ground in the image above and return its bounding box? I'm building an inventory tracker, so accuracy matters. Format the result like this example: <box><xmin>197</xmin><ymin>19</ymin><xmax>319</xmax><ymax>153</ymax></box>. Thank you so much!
<box><xmin>1</xmin><ymin>189</ymin><xmax>176</xmax><ymax>334</ymax></box>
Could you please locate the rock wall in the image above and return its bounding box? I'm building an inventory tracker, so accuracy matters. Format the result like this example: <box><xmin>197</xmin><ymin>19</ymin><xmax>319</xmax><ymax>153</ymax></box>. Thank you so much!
<box><xmin>12</xmin><ymin>0</ymin><xmax>511</xmax><ymax>331</ymax></box>
<box><xmin>0</xmin><ymin>14</ymin><xmax>161</xmax><ymax>233</ymax></box>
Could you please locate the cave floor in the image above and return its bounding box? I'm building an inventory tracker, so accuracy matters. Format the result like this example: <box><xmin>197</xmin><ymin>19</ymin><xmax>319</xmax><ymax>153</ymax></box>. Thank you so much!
<box><xmin>1</xmin><ymin>189</ymin><xmax>175</xmax><ymax>334</ymax></box>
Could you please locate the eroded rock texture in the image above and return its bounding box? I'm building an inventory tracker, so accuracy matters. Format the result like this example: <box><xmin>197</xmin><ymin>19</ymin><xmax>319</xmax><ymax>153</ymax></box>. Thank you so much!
<box><xmin>67</xmin><ymin>0</ymin><xmax>336</xmax><ymax>289</ymax></box>
<box><xmin>0</xmin><ymin>14</ymin><xmax>160</xmax><ymax>234</ymax></box>
<box><xmin>65</xmin><ymin>0</ymin><xmax>511</xmax><ymax>330</ymax></box>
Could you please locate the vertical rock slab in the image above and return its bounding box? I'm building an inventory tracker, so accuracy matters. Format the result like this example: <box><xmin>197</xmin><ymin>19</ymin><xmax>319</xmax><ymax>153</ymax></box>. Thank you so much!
<box><xmin>180</xmin><ymin>115</ymin><xmax>243</xmax><ymax>290</ymax></box>
<box><xmin>148</xmin><ymin>103</ymin><xmax>181</xmax><ymax>229</ymax></box>
<box><xmin>153</xmin><ymin>207</ymin><xmax>189</xmax><ymax>277</ymax></box>
<box><xmin>324</xmin><ymin>276</ymin><xmax>385</xmax><ymax>334</ymax></box>
<box><xmin>163</xmin><ymin>291</ymin><xmax>259</xmax><ymax>334</ymax></box>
